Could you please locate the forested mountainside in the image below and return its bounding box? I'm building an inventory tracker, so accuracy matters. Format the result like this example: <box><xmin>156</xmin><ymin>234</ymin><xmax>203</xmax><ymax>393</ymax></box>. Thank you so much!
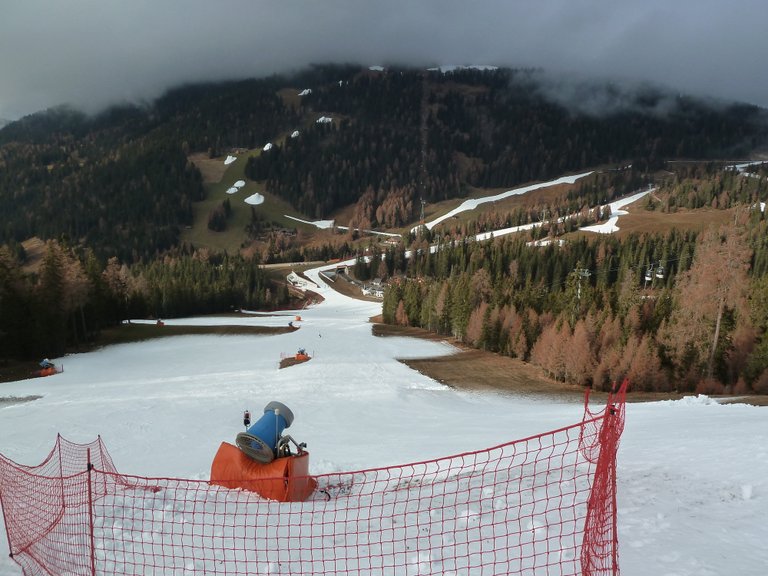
<box><xmin>2</xmin><ymin>65</ymin><xmax>768</xmax><ymax>380</ymax></box>
<box><xmin>1</xmin><ymin>65</ymin><xmax>766</xmax><ymax>263</ymax></box>
<box><xmin>377</xmin><ymin>163</ymin><xmax>768</xmax><ymax>394</ymax></box>
<box><xmin>0</xmin><ymin>243</ymin><xmax>295</xmax><ymax>361</ymax></box>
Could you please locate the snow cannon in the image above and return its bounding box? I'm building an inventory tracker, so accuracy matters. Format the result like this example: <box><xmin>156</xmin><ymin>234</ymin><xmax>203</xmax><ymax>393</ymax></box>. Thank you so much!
<box><xmin>211</xmin><ymin>401</ymin><xmax>316</xmax><ymax>502</ymax></box>
<box><xmin>235</xmin><ymin>401</ymin><xmax>294</xmax><ymax>464</ymax></box>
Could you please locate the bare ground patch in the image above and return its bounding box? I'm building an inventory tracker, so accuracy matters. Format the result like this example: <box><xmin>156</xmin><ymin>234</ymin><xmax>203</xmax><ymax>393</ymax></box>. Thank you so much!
<box><xmin>609</xmin><ymin>206</ymin><xmax>733</xmax><ymax>237</ymax></box>
<box><xmin>0</xmin><ymin>395</ymin><xmax>42</xmax><ymax>407</ymax></box>
<box><xmin>372</xmin><ymin>323</ymin><xmax>587</xmax><ymax>402</ymax></box>
<box><xmin>188</xmin><ymin>153</ymin><xmax>230</xmax><ymax>184</ymax></box>
<box><xmin>371</xmin><ymin>323</ymin><xmax>767</xmax><ymax>406</ymax></box>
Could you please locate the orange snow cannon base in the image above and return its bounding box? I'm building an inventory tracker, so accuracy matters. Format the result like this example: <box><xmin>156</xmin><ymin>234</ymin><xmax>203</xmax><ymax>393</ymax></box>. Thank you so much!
<box><xmin>209</xmin><ymin>442</ymin><xmax>316</xmax><ymax>502</ymax></box>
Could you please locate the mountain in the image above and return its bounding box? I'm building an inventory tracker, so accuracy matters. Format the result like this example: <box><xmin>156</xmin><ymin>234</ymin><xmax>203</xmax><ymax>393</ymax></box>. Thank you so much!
<box><xmin>0</xmin><ymin>65</ymin><xmax>766</xmax><ymax>264</ymax></box>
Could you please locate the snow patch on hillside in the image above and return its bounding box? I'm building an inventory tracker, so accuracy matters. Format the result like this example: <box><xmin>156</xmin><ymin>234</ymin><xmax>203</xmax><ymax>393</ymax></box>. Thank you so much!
<box><xmin>285</xmin><ymin>215</ymin><xmax>334</xmax><ymax>229</ymax></box>
<box><xmin>658</xmin><ymin>394</ymin><xmax>721</xmax><ymax>407</ymax></box>
<box><xmin>244</xmin><ymin>193</ymin><xmax>264</xmax><ymax>205</ymax></box>
<box><xmin>416</xmin><ymin>172</ymin><xmax>594</xmax><ymax>233</ymax></box>
<box><xmin>579</xmin><ymin>188</ymin><xmax>654</xmax><ymax>234</ymax></box>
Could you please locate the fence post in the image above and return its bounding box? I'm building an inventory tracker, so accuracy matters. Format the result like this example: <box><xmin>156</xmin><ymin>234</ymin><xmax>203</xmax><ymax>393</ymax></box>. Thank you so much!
<box><xmin>57</xmin><ymin>435</ymin><xmax>66</xmax><ymax>512</ymax></box>
<box><xmin>0</xmin><ymin>482</ymin><xmax>13</xmax><ymax>560</ymax></box>
<box><xmin>580</xmin><ymin>381</ymin><xmax>626</xmax><ymax>576</ymax></box>
<box><xmin>87</xmin><ymin>448</ymin><xmax>96</xmax><ymax>576</ymax></box>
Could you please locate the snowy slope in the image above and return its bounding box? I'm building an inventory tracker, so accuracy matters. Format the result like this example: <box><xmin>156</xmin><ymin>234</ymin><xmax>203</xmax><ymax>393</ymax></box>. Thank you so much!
<box><xmin>1</xmin><ymin>264</ymin><xmax>766</xmax><ymax>575</ymax></box>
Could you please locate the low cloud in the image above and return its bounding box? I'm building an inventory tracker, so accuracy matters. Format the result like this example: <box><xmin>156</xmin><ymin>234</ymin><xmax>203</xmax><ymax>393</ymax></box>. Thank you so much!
<box><xmin>1</xmin><ymin>0</ymin><xmax>766</xmax><ymax>120</ymax></box>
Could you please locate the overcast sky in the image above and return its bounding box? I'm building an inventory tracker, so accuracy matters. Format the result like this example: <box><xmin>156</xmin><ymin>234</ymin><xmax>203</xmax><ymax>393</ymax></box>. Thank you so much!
<box><xmin>1</xmin><ymin>0</ymin><xmax>766</xmax><ymax>120</ymax></box>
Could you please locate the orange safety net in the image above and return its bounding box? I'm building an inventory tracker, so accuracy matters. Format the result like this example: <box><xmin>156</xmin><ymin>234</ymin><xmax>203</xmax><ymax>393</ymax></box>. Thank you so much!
<box><xmin>0</xmin><ymin>381</ymin><xmax>627</xmax><ymax>575</ymax></box>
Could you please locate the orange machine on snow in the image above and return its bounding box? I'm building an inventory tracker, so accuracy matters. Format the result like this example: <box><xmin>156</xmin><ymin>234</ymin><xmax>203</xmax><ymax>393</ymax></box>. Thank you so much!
<box><xmin>31</xmin><ymin>359</ymin><xmax>62</xmax><ymax>378</ymax></box>
<box><xmin>210</xmin><ymin>401</ymin><xmax>316</xmax><ymax>502</ymax></box>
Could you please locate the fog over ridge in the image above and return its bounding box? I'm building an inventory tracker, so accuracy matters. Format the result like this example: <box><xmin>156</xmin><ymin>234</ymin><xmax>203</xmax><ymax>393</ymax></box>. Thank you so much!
<box><xmin>1</xmin><ymin>0</ymin><xmax>766</xmax><ymax>120</ymax></box>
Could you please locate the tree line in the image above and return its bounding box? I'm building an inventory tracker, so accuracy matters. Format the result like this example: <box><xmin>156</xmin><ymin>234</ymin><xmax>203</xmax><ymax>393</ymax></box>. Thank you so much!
<box><xmin>2</xmin><ymin>66</ymin><xmax>765</xmax><ymax>266</ymax></box>
<box><xmin>245</xmin><ymin>66</ymin><xmax>766</xmax><ymax>230</ymax></box>
<box><xmin>377</xmin><ymin>168</ymin><xmax>768</xmax><ymax>394</ymax></box>
<box><xmin>0</xmin><ymin>242</ymin><xmax>292</xmax><ymax>361</ymax></box>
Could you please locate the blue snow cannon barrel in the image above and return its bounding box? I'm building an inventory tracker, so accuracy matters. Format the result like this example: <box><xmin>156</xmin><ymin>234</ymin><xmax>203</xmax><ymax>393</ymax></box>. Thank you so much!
<box><xmin>235</xmin><ymin>401</ymin><xmax>294</xmax><ymax>463</ymax></box>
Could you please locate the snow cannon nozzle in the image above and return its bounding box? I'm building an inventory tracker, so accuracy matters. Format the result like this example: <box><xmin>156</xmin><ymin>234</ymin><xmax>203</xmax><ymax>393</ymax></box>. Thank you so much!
<box><xmin>235</xmin><ymin>401</ymin><xmax>304</xmax><ymax>463</ymax></box>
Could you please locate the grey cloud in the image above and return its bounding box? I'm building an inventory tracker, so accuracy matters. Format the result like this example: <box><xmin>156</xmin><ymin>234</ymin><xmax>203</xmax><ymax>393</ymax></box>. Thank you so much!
<box><xmin>1</xmin><ymin>0</ymin><xmax>766</xmax><ymax>120</ymax></box>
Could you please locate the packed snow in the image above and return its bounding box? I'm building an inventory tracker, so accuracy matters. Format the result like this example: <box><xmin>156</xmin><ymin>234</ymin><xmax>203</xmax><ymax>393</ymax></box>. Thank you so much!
<box><xmin>225</xmin><ymin>186</ymin><xmax>239</xmax><ymax>195</ymax></box>
<box><xmin>579</xmin><ymin>188</ymin><xmax>654</xmax><ymax>234</ymax></box>
<box><xmin>234</xmin><ymin>180</ymin><xmax>245</xmax><ymax>188</ymax></box>
<box><xmin>1</xmin><ymin>259</ymin><xmax>766</xmax><ymax>575</ymax></box>
<box><xmin>224</xmin><ymin>155</ymin><xmax>237</xmax><ymax>165</ymax></box>
<box><xmin>412</xmin><ymin>173</ymin><xmax>655</xmax><ymax>241</ymax></box>
<box><xmin>291</xmin><ymin>130</ymin><xmax>300</xmax><ymax>138</ymax></box>
<box><xmin>263</xmin><ymin>143</ymin><xmax>273</xmax><ymax>151</ymax></box>
<box><xmin>284</xmin><ymin>215</ymin><xmax>335</xmax><ymax>229</ymax></box>
<box><xmin>281</xmin><ymin>216</ymin><xmax>400</xmax><ymax>239</ymax></box>
<box><xmin>730</xmin><ymin>160</ymin><xmax>768</xmax><ymax>174</ymax></box>
<box><xmin>415</xmin><ymin>172</ymin><xmax>594</xmax><ymax>233</ymax></box>
<box><xmin>316</xmin><ymin>116</ymin><xmax>333</xmax><ymax>124</ymax></box>
<box><xmin>298</xmin><ymin>89</ymin><xmax>312</xmax><ymax>96</ymax></box>
<box><xmin>286</xmin><ymin>271</ymin><xmax>318</xmax><ymax>291</ymax></box>
<box><xmin>244</xmin><ymin>192</ymin><xmax>264</xmax><ymax>205</ymax></box>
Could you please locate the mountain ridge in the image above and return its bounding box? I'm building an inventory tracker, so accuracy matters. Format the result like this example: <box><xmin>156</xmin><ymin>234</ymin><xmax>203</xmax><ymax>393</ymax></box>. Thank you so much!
<box><xmin>1</xmin><ymin>65</ymin><xmax>766</xmax><ymax>263</ymax></box>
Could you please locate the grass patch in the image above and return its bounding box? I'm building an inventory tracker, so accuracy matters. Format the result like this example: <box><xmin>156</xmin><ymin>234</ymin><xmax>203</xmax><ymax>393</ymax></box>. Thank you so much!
<box><xmin>608</xmin><ymin>206</ymin><xmax>733</xmax><ymax>237</ymax></box>
<box><xmin>182</xmin><ymin>150</ymin><xmax>319</xmax><ymax>254</ymax></box>
<box><xmin>371</xmin><ymin>323</ymin><xmax>768</xmax><ymax>405</ymax></box>
<box><xmin>277</xmin><ymin>88</ymin><xmax>302</xmax><ymax>111</ymax></box>
<box><xmin>188</xmin><ymin>153</ymin><xmax>230</xmax><ymax>184</ymax></box>
<box><xmin>372</xmin><ymin>323</ymin><xmax>585</xmax><ymax>400</ymax></box>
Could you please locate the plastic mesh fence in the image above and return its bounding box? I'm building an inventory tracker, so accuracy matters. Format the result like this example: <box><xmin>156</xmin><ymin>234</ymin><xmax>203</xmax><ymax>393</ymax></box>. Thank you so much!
<box><xmin>1</xmin><ymin>382</ymin><xmax>626</xmax><ymax>575</ymax></box>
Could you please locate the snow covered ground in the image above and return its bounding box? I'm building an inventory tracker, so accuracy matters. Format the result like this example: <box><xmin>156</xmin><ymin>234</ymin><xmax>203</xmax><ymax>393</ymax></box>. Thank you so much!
<box><xmin>415</xmin><ymin>172</ymin><xmax>594</xmax><ymax>233</ymax></box>
<box><xmin>244</xmin><ymin>192</ymin><xmax>264</xmax><ymax>205</ymax></box>
<box><xmin>284</xmin><ymin>215</ymin><xmax>336</xmax><ymax>229</ymax></box>
<box><xmin>579</xmin><ymin>187</ymin><xmax>654</xmax><ymax>234</ymax></box>
<box><xmin>1</xmin><ymin>264</ymin><xmax>767</xmax><ymax>575</ymax></box>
